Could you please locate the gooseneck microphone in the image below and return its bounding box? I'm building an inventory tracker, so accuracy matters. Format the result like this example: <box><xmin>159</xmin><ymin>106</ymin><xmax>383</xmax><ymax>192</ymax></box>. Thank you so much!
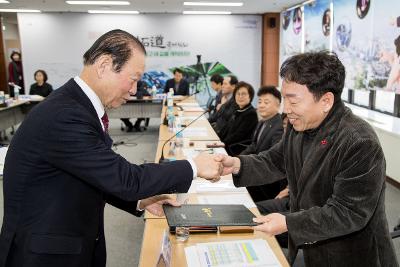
<box><xmin>159</xmin><ymin>109</ymin><xmax>209</xmax><ymax>163</ymax></box>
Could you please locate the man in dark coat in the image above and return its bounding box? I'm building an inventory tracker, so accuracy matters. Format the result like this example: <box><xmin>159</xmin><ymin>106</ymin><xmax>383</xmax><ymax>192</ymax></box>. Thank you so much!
<box><xmin>238</xmin><ymin>86</ymin><xmax>285</xmax><ymax>202</ymax></box>
<box><xmin>163</xmin><ymin>68</ymin><xmax>189</xmax><ymax>95</ymax></box>
<box><xmin>0</xmin><ymin>29</ymin><xmax>221</xmax><ymax>267</ymax></box>
<box><xmin>216</xmin><ymin>51</ymin><xmax>399</xmax><ymax>267</ymax></box>
<box><xmin>240</xmin><ymin>86</ymin><xmax>283</xmax><ymax>155</ymax></box>
<box><xmin>209</xmin><ymin>75</ymin><xmax>239</xmax><ymax>134</ymax></box>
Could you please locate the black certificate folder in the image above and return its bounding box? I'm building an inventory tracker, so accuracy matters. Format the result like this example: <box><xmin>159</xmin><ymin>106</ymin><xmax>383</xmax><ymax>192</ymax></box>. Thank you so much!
<box><xmin>163</xmin><ymin>204</ymin><xmax>257</xmax><ymax>227</ymax></box>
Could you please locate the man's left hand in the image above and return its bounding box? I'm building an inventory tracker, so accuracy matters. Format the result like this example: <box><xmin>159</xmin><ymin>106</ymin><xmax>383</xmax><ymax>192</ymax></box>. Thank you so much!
<box><xmin>253</xmin><ymin>213</ymin><xmax>288</xmax><ymax>236</ymax></box>
<box><xmin>139</xmin><ymin>195</ymin><xmax>180</xmax><ymax>217</ymax></box>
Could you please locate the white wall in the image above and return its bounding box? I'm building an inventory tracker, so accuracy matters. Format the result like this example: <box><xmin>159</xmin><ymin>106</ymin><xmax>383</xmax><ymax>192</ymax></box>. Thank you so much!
<box><xmin>374</xmin><ymin>129</ymin><xmax>400</xmax><ymax>183</ymax></box>
<box><xmin>17</xmin><ymin>13</ymin><xmax>262</xmax><ymax>93</ymax></box>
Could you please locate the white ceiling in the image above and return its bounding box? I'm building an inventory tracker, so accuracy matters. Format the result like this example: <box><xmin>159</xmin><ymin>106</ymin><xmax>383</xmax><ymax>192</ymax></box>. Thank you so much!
<box><xmin>0</xmin><ymin>0</ymin><xmax>304</xmax><ymax>14</ymax></box>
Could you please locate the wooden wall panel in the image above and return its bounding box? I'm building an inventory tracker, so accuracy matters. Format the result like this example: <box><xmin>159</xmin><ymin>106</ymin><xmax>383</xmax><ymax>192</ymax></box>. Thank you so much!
<box><xmin>261</xmin><ymin>13</ymin><xmax>280</xmax><ymax>87</ymax></box>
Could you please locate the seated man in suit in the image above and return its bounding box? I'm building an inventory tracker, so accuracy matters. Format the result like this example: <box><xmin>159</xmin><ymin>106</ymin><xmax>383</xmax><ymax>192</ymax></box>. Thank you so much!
<box><xmin>207</xmin><ymin>74</ymin><xmax>223</xmax><ymax>117</ymax></box>
<box><xmin>237</xmin><ymin>86</ymin><xmax>286</xmax><ymax>202</ymax></box>
<box><xmin>163</xmin><ymin>68</ymin><xmax>189</xmax><ymax>95</ymax></box>
<box><xmin>209</xmin><ymin>75</ymin><xmax>238</xmax><ymax>134</ymax></box>
<box><xmin>0</xmin><ymin>29</ymin><xmax>221</xmax><ymax>267</ymax></box>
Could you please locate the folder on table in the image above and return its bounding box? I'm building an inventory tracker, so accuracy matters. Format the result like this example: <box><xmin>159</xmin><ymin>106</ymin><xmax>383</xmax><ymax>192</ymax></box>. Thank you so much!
<box><xmin>163</xmin><ymin>204</ymin><xmax>257</xmax><ymax>228</ymax></box>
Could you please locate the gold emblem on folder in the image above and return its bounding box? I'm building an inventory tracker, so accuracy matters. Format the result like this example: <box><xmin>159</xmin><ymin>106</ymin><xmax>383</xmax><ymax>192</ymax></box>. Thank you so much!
<box><xmin>202</xmin><ymin>208</ymin><xmax>213</xmax><ymax>218</ymax></box>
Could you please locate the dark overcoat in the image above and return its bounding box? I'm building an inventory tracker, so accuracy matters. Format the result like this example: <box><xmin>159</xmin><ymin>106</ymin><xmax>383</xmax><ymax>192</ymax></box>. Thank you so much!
<box><xmin>234</xmin><ymin>101</ymin><xmax>399</xmax><ymax>267</ymax></box>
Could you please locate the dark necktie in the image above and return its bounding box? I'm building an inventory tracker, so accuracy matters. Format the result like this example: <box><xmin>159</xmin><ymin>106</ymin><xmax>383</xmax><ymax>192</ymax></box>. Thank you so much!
<box><xmin>101</xmin><ymin>112</ymin><xmax>109</xmax><ymax>133</ymax></box>
<box><xmin>256</xmin><ymin>122</ymin><xmax>267</xmax><ymax>143</ymax></box>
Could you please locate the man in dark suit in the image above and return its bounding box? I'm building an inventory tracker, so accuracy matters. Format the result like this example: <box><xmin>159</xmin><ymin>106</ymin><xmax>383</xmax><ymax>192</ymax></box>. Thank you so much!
<box><xmin>0</xmin><ymin>29</ymin><xmax>221</xmax><ymax>267</ymax></box>
<box><xmin>209</xmin><ymin>75</ymin><xmax>238</xmax><ymax>134</ymax></box>
<box><xmin>163</xmin><ymin>68</ymin><xmax>189</xmax><ymax>95</ymax></box>
<box><xmin>238</xmin><ymin>86</ymin><xmax>285</xmax><ymax>202</ymax></box>
<box><xmin>207</xmin><ymin>74</ymin><xmax>223</xmax><ymax>116</ymax></box>
<box><xmin>240</xmin><ymin>86</ymin><xmax>283</xmax><ymax>155</ymax></box>
<box><xmin>216</xmin><ymin>52</ymin><xmax>398</xmax><ymax>266</ymax></box>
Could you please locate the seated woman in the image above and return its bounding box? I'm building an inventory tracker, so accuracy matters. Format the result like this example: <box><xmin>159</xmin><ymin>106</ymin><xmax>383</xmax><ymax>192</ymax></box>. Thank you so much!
<box><xmin>219</xmin><ymin>81</ymin><xmax>258</xmax><ymax>155</ymax></box>
<box><xmin>29</xmin><ymin>70</ymin><xmax>53</xmax><ymax>97</ymax></box>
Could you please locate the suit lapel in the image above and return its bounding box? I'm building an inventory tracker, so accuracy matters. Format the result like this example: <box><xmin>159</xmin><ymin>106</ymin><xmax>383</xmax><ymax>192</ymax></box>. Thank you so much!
<box><xmin>256</xmin><ymin>114</ymin><xmax>280</xmax><ymax>151</ymax></box>
<box><xmin>63</xmin><ymin>79</ymin><xmax>105</xmax><ymax>139</ymax></box>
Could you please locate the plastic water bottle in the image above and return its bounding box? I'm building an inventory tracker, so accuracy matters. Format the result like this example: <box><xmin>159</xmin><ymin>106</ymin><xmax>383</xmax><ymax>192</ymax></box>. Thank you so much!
<box><xmin>175</xmin><ymin>116</ymin><xmax>183</xmax><ymax>148</ymax></box>
<box><xmin>168</xmin><ymin>112</ymin><xmax>175</xmax><ymax>132</ymax></box>
<box><xmin>13</xmin><ymin>86</ymin><xmax>19</xmax><ymax>100</ymax></box>
<box><xmin>151</xmin><ymin>85</ymin><xmax>157</xmax><ymax>97</ymax></box>
<box><xmin>166</xmin><ymin>89</ymin><xmax>175</xmax><ymax>132</ymax></box>
<box><xmin>167</xmin><ymin>88</ymin><xmax>174</xmax><ymax>107</ymax></box>
<box><xmin>0</xmin><ymin>91</ymin><xmax>4</xmax><ymax>103</ymax></box>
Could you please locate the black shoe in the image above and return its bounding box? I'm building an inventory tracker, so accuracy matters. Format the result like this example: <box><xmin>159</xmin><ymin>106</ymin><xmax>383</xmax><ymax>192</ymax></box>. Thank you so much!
<box><xmin>134</xmin><ymin>125</ymin><xmax>142</xmax><ymax>132</ymax></box>
<box><xmin>126</xmin><ymin>126</ymin><xmax>134</xmax><ymax>132</ymax></box>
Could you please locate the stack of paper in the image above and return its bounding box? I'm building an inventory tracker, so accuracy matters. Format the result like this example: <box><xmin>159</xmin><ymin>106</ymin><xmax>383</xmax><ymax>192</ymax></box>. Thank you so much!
<box><xmin>182</xmin><ymin>106</ymin><xmax>205</xmax><ymax>112</ymax></box>
<box><xmin>176</xmin><ymin>102</ymin><xmax>200</xmax><ymax>107</ymax></box>
<box><xmin>182</xmin><ymin>147</ymin><xmax>227</xmax><ymax>159</ymax></box>
<box><xmin>182</xmin><ymin>116</ymin><xmax>207</xmax><ymax>121</ymax></box>
<box><xmin>182</xmin><ymin>127</ymin><xmax>209</xmax><ymax>137</ymax></box>
<box><xmin>188</xmin><ymin>180</ymin><xmax>247</xmax><ymax>194</ymax></box>
<box><xmin>185</xmin><ymin>239</ymin><xmax>282</xmax><ymax>267</ymax></box>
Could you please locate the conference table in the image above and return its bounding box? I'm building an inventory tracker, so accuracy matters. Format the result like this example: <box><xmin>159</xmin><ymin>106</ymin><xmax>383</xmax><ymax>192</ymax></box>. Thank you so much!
<box><xmin>107</xmin><ymin>96</ymin><xmax>163</xmax><ymax>119</ymax></box>
<box><xmin>0</xmin><ymin>99</ymin><xmax>31</xmax><ymax>132</ymax></box>
<box><xmin>0</xmin><ymin>96</ymin><xmax>163</xmax><ymax>138</ymax></box>
<box><xmin>138</xmin><ymin>97</ymin><xmax>289</xmax><ymax>267</ymax></box>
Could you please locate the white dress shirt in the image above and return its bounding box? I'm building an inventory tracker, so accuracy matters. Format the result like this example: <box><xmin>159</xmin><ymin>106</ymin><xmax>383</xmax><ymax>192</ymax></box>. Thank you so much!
<box><xmin>74</xmin><ymin>76</ymin><xmax>105</xmax><ymax>131</ymax></box>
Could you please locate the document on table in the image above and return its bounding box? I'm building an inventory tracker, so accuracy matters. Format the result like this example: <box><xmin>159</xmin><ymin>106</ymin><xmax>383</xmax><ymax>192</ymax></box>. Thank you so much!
<box><xmin>182</xmin><ymin>106</ymin><xmax>205</xmax><ymax>112</ymax></box>
<box><xmin>176</xmin><ymin>102</ymin><xmax>199</xmax><ymax>107</ymax></box>
<box><xmin>188</xmin><ymin>179</ymin><xmax>247</xmax><ymax>194</ymax></box>
<box><xmin>185</xmin><ymin>239</ymin><xmax>282</xmax><ymax>267</ymax></box>
<box><xmin>182</xmin><ymin>116</ymin><xmax>207</xmax><ymax>121</ymax></box>
<box><xmin>0</xmin><ymin>146</ymin><xmax>8</xmax><ymax>176</ymax></box>
<box><xmin>197</xmin><ymin>194</ymin><xmax>256</xmax><ymax>209</ymax></box>
<box><xmin>182</xmin><ymin>127</ymin><xmax>209</xmax><ymax>137</ymax></box>
<box><xmin>182</xmin><ymin>148</ymin><xmax>227</xmax><ymax>158</ymax></box>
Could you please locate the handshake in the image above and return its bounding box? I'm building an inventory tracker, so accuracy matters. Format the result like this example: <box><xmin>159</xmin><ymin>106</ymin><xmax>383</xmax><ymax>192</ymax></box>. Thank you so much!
<box><xmin>192</xmin><ymin>153</ymin><xmax>242</xmax><ymax>182</ymax></box>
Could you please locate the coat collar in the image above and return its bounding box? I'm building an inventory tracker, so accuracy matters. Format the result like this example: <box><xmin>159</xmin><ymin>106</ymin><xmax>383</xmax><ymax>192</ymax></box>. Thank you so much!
<box><xmin>61</xmin><ymin>78</ymin><xmax>104</xmax><ymax>136</ymax></box>
<box><xmin>236</xmin><ymin>103</ymin><xmax>254</xmax><ymax>113</ymax></box>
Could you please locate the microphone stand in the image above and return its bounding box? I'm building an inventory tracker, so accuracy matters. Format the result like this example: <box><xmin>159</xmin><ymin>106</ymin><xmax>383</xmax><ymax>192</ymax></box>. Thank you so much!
<box><xmin>159</xmin><ymin>109</ymin><xmax>209</xmax><ymax>163</ymax></box>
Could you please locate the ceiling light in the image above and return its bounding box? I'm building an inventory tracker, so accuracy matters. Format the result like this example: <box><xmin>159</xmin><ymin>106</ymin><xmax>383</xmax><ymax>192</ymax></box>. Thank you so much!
<box><xmin>88</xmin><ymin>10</ymin><xmax>139</xmax><ymax>14</ymax></box>
<box><xmin>0</xmin><ymin>9</ymin><xmax>41</xmax><ymax>12</ymax></box>
<box><xmin>183</xmin><ymin>11</ymin><xmax>231</xmax><ymax>15</ymax></box>
<box><xmin>66</xmin><ymin>1</ymin><xmax>130</xmax><ymax>5</ymax></box>
<box><xmin>183</xmin><ymin>2</ymin><xmax>242</xmax><ymax>7</ymax></box>
<box><xmin>0</xmin><ymin>1</ymin><xmax>10</xmax><ymax>4</ymax></box>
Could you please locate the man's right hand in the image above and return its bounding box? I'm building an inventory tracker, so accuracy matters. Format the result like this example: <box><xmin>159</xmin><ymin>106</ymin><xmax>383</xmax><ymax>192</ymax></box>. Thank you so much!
<box><xmin>214</xmin><ymin>154</ymin><xmax>241</xmax><ymax>175</ymax></box>
<box><xmin>193</xmin><ymin>152</ymin><xmax>222</xmax><ymax>182</ymax></box>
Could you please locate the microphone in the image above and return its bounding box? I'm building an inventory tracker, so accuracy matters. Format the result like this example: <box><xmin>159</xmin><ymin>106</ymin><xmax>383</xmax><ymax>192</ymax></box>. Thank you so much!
<box><xmin>159</xmin><ymin>109</ymin><xmax>209</xmax><ymax>163</ymax></box>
